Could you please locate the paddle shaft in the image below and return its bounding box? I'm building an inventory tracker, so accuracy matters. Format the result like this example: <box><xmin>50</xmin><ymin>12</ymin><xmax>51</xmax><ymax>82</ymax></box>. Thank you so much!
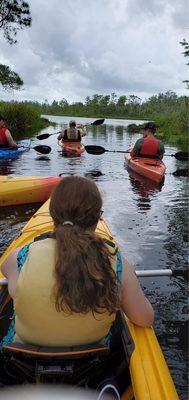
<box><xmin>85</xmin><ymin>145</ymin><xmax>188</xmax><ymax>161</ymax></box>
<box><xmin>136</xmin><ymin>269</ymin><xmax>182</xmax><ymax>277</ymax></box>
<box><xmin>0</xmin><ymin>268</ymin><xmax>186</xmax><ymax>286</ymax></box>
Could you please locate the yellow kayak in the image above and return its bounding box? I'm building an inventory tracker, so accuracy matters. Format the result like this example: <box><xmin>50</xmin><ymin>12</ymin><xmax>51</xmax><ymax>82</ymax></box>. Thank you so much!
<box><xmin>0</xmin><ymin>175</ymin><xmax>62</xmax><ymax>206</ymax></box>
<box><xmin>0</xmin><ymin>200</ymin><xmax>178</xmax><ymax>399</ymax></box>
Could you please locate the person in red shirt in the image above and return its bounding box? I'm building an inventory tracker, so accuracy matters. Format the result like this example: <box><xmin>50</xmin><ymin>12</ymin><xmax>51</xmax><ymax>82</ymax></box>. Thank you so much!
<box><xmin>0</xmin><ymin>115</ymin><xmax>20</xmax><ymax>148</ymax></box>
<box><xmin>131</xmin><ymin>122</ymin><xmax>164</xmax><ymax>159</ymax></box>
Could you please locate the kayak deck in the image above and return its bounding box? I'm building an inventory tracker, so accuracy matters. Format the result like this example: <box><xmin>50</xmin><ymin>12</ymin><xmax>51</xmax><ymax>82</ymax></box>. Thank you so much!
<box><xmin>0</xmin><ymin>139</ymin><xmax>31</xmax><ymax>160</ymax></box>
<box><xmin>125</xmin><ymin>152</ymin><xmax>166</xmax><ymax>183</ymax></box>
<box><xmin>59</xmin><ymin>141</ymin><xmax>85</xmax><ymax>155</ymax></box>
<box><xmin>0</xmin><ymin>175</ymin><xmax>63</xmax><ymax>206</ymax></box>
<box><xmin>0</xmin><ymin>201</ymin><xmax>178</xmax><ymax>399</ymax></box>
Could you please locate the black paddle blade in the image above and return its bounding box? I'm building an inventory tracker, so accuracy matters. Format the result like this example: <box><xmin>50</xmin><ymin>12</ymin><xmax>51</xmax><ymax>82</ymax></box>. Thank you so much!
<box><xmin>172</xmin><ymin>269</ymin><xmax>188</xmax><ymax>281</ymax></box>
<box><xmin>85</xmin><ymin>145</ymin><xmax>106</xmax><ymax>155</ymax></box>
<box><xmin>33</xmin><ymin>145</ymin><xmax>51</xmax><ymax>154</ymax></box>
<box><xmin>37</xmin><ymin>133</ymin><xmax>51</xmax><ymax>140</ymax></box>
<box><xmin>173</xmin><ymin>169</ymin><xmax>188</xmax><ymax>177</ymax></box>
<box><xmin>91</xmin><ymin>119</ymin><xmax>105</xmax><ymax>126</ymax></box>
<box><xmin>174</xmin><ymin>152</ymin><xmax>188</xmax><ymax>161</ymax></box>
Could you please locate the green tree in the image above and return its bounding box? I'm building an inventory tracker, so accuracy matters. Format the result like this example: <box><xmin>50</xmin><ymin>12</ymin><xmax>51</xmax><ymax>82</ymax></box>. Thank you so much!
<box><xmin>0</xmin><ymin>63</ymin><xmax>23</xmax><ymax>89</ymax></box>
<box><xmin>59</xmin><ymin>98</ymin><xmax>69</xmax><ymax>108</ymax></box>
<box><xmin>117</xmin><ymin>95</ymin><xmax>127</xmax><ymax>107</ymax></box>
<box><xmin>0</xmin><ymin>0</ymin><xmax>31</xmax><ymax>44</ymax></box>
<box><xmin>0</xmin><ymin>0</ymin><xmax>31</xmax><ymax>91</ymax></box>
<box><xmin>180</xmin><ymin>38</ymin><xmax>189</xmax><ymax>88</ymax></box>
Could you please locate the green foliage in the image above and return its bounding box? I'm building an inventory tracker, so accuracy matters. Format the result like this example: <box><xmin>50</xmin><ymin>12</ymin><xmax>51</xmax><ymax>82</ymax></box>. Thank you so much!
<box><xmin>155</xmin><ymin>109</ymin><xmax>188</xmax><ymax>149</ymax></box>
<box><xmin>0</xmin><ymin>64</ymin><xmax>23</xmax><ymax>90</ymax></box>
<box><xmin>0</xmin><ymin>101</ymin><xmax>53</xmax><ymax>138</ymax></box>
<box><xmin>180</xmin><ymin>38</ymin><xmax>189</xmax><ymax>88</ymax></box>
<box><xmin>0</xmin><ymin>1</ymin><xmax>32</xmax><ymax>91</ymax></box>
<box><xmin>180</xmin><ymin>39</ymin><xmax>189</xmax><ymax>63</ymax></box>
<box><xmin>0</xmin><ymin>0</ymin><xmax>31</xmax><ymax>44</ymax></box>
<box><xmin>0</xmin><ymin>91</ymin><xmax>187</xmax><ymax>148</ymax></box>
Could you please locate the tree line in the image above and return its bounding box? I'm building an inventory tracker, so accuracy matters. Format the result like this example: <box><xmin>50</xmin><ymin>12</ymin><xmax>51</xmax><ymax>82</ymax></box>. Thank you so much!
<box><xmin>0</xmin><ymin>90</ymin><xmax>185</xmax><ymax>120</ymax></box>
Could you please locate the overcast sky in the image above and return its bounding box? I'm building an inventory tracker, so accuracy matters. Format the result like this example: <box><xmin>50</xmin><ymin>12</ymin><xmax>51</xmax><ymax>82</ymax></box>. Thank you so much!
<box><xmin>0</xmin><ymin>0</ymin><xmax>188</xmax><ymax>104</ymax></box>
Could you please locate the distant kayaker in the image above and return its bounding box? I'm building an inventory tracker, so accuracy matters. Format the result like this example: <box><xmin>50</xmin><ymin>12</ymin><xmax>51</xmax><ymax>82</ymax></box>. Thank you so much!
<box><xmin>0</xmin><ymin>115</ymin><xmax>20</xmax><ymax>148</ymax></box>
<box><xmin>1</xmin><ymin>176</ymin><xmax>154</xmax><ymax>347</ymax></box>
<box><xmin>131</xmin><ymin>122</ymin><xmax>165</xmax><ymax>159</ymax></box>
<box><xmin>58</xmin><ymin>119</ymin><xmax>86</xmax><ymax>143</ymax></box>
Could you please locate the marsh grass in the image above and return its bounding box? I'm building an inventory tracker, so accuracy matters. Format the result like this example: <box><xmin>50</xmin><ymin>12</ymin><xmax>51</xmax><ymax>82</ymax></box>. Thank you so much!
<box><xmin>0</xmin><ymin>102</ymin><xmax>55</xmax><ymax>139</ymax></box>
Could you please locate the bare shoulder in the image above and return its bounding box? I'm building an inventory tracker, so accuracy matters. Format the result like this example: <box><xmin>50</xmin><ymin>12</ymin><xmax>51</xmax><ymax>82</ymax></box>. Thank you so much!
<box><xmin>1</xmin><ymin>247</ymin><xmax>21</xmax><ymax>277</ymax></box>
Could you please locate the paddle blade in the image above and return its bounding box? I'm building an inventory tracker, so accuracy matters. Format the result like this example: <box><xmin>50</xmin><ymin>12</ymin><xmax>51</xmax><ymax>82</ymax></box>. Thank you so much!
<box><xmin>85</xmin><ymin>145</ymin><xmax>106</xmax><ymax>155</ymax></box>
<box><xmin>33</xmin><ymin>145</ymin><xmax>51</xmax><ymax>154</ymax></box>
<box><xmin>37</xmin><ymin>133</ymin><xmax>51</xmax><ymax>140</ymax></box>
<box><xmin>174</xmin><ymin>152</ymin><xmax>188</xmax><ymax>161</ymax></box>
<box><xmin>172</xmin><ymin>269</ymin><xmax>188</xmax><ymax>281</ymax></box>
<box><xmin>173</xmin><ymin>169</ymin><xmax>188</xmax><ymax>177</ymax></box>
<box><xmin>91</xmin><ymin>119</ymin><xmax>105</xmax><ymax>126</ymax></box>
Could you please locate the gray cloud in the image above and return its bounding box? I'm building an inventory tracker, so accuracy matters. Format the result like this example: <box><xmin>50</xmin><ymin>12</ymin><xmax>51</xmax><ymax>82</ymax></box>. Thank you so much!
<box><xmin>0</xmin><ymin>0</ymin><xmax>188</xmax><ymax>102</ymax></box>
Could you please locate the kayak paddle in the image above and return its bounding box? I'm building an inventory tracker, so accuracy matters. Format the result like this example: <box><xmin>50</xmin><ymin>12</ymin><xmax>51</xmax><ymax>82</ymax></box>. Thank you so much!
<box><xmin>85</xmin><ymin>145</ymin><xmax>188</xmax><ymax>161</ymax></box>
<box><xmin>135</xmin><ymin>268</ymin><xmax>188</xmax><ymax>280</ymax></box>
<box><xmin>19</xmin><ymin>144</ymin><xmax>51</xmax><ymax>154</ymax></box>
<box><xmin>37</xmin><ymin>119</ymin><xmax>105</xmax><ymax>140</ymax></box>
<box><xmin>31</xmin><ymin>145</ymin><xmax>51</xmax><ymax>154</ymax></box>
<box><xmin>0</xmin><ymin>268</ymin><xmax>187</xmax><ymax>286</ymax></box>
<box><xmin>18</xmin><ymin>145</ymin><xmax>51</xmax><ymax>154</ymax></box>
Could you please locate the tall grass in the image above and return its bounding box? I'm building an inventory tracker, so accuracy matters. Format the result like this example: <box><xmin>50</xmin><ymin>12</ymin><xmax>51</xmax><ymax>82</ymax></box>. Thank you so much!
<box><xmin>155</xmin><ymin>109</ymin><xmax>188</xmax><ymax>149</ymax></box>
<box><xmin>0</xmin><ymin>102</ymin><xmax>54</xmax><ymax>139</ymax></box>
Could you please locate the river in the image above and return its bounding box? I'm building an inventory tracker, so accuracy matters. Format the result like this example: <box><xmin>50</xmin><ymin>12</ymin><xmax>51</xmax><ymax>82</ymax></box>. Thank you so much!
<box><xmin>0</xmin><ymin>115</ymin><xmax>188</xmax><ymax>399</ymax></box>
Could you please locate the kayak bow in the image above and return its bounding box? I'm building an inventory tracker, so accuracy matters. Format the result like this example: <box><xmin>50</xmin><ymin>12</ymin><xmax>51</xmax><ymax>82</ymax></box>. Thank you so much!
<box><xmin>0</xmin><ymin>175</ymin><xmax>63</xmax><ymax>206</ymax></box>
<box><xmin>125</xmin><ymin>151</ymin><xmax>166</xmax><ymax>183</ymax></box>
<box><xmin>0</xmin><ymin>140</ymin><xmax>31</xmax><ymax>160</ymax></box>
<box><xmin>59</xmin><ymin>141</ymin><xmax>85</xmax><ymax>155</ymax></box>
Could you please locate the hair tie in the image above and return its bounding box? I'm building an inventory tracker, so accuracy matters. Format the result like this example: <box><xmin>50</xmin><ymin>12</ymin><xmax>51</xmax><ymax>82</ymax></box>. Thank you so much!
<box><xmin>62</xmin><ymin>221</ymin><xmax>74</xmax><ymax>226</ymax></box>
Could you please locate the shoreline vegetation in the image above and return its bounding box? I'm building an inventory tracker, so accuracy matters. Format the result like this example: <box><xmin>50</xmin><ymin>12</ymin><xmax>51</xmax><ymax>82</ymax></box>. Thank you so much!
<box><xmin>0</xmin><ymin>90</ymin><xmax>188</xmax><ymax>149</ymax></box>
<box><xmin>0</xmin><ymin>102</ymin><xmax>55</xmax><ymax>139</ymax></box>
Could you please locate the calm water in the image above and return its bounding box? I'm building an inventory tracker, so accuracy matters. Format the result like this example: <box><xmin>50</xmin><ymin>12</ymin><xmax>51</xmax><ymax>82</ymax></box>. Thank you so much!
<box><xmin>0</xmin><ymin>116</ymin><xmax>188</xmax><ymax>399</ymax></box>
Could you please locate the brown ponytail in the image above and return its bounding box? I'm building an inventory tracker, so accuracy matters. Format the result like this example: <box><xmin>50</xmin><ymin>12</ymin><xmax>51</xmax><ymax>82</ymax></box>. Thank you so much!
<box><xmin>49</xmin><ymin>176</ymin><xmax>120</xmax><ymax>314</ymax></box>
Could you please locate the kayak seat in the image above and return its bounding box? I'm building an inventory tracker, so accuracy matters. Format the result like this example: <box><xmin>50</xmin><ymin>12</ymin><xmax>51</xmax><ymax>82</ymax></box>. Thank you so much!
<box><xmin>134</xmin><ymin>154</ymin><xmax>160</xmax><ymax>160</ymax></box>
<box><xmin>1</xmin><ymin>313</ymin><xmax>133</xmax><ymax>390</ymax></box>
<box><xmin>2</xmin><ymin>341</ymin><xmax>109</xmax><ymax>359</ymax></box>
<box><xmin>1</xmin><ymin>342</ymin><xmax>110</xmax><ymax>383</ymax></box>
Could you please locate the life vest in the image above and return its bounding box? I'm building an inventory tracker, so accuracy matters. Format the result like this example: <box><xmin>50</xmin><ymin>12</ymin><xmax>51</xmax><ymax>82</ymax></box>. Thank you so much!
<box><xmin>0</xmin><ymin>127</ymin><xmax>8</xmax><ymax>145</ymax></box>
<box><xmin>64</xmin><ymin>127</ymin><xmax>81</xmax><ymax>142</ymax></box>
<box><xmin>139</xmin><ymin>136</ymin><xmax>159</xmax><ymax>156</ymax></box>
<box><xmin>14</xmin><ymin>238</ymin><xmax>119</xmax><ymax>347</ymax></box>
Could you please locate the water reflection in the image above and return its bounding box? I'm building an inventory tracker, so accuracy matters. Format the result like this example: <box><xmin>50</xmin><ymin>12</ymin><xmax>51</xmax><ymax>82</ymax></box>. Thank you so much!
<box><xmin>87</xmin><ymin>124</ymin><xmax>108</xmax><ymax>139</ymax></box>
<box><xmin>84</xmin><ymin>170</ymin><xmax>104</xmax><ymax>179</ymax></box>
<box><xmin>0</xmin><ymin>160</ymin><xmax>18</xmax><ymax>175</ymax></box>
<box><xmin>35</xmin><ymin>156</ymin><xmax>51</xmax><ymax>162</ymax></box>
<box><xmin>126</xmin><ymin>167</ymin><xmax>164</xmax><ymax>212</ymax></box>
<box><xmin>115</xmin><ymin>125</ymin><xmax>124</xmax><ymax>138</ymax></box>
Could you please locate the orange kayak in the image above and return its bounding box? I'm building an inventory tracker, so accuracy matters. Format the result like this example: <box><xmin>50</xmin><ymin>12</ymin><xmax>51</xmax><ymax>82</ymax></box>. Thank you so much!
<box><xmin>0</xmin><ymin>175</ymin><xmax>63</xmax><ymax>206</ymax></box>
<box><xmin>125</xmin><ymin>152</ymin><xmax>166</xmax><ymax>183</ymax></box>
<box><xmin>60</xmin><ymin>141</ymin><xmax>85</xmax><ymax>155</ymax></box>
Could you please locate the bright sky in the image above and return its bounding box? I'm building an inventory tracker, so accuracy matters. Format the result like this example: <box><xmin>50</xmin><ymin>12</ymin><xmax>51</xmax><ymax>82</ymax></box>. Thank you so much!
<box><xmin>0</xmin><ymin>0</ymin><xmax>188</xmax><ymax>103</ymax></box>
